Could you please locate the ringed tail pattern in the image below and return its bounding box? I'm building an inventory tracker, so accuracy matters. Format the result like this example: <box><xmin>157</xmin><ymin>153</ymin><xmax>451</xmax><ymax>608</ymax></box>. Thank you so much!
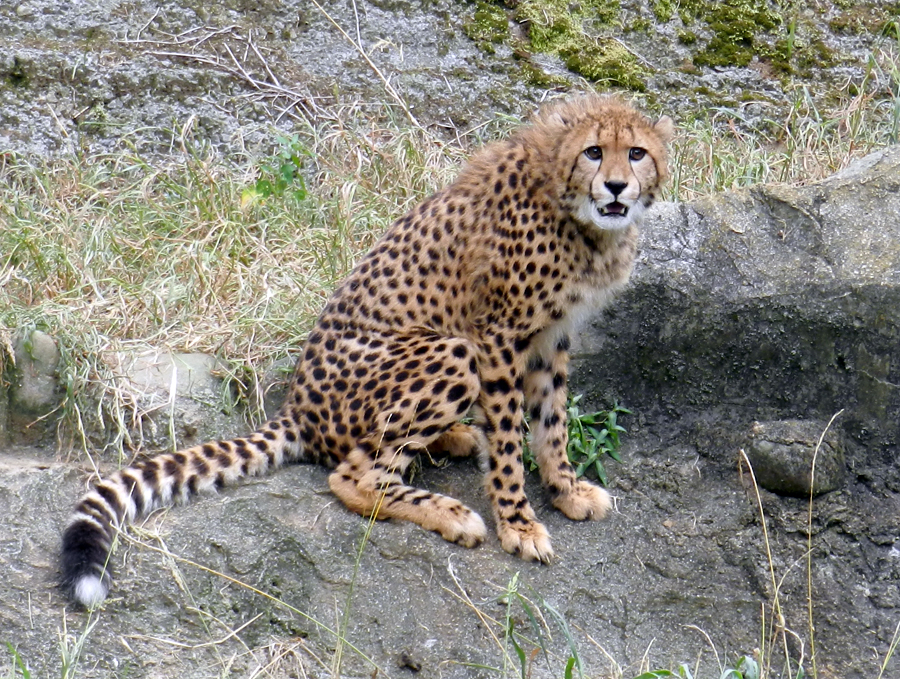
<box><xmin>61</xmin><ymin>420</ymin><xmax>300</xmax><ymax>607</ymax></box>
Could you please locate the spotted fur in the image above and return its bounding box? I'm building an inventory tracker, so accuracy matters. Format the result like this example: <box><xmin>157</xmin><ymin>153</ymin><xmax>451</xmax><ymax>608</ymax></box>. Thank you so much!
<box><xmin>61</xmin><ymin>96</ymin><xmax>674</xmax><ymax>606</ymax></box>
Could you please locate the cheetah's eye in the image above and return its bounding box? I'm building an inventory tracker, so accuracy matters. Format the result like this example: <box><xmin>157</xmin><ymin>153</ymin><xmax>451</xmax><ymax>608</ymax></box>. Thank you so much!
<box><xmin>629</xmin><ymin>147</ymin><xmax>647</xmax><ymax>161</ymax></box>
<box><xmin>583</xmin><ymin>146</ymin><xmax>602</xmax><ymax>161</ymax></box>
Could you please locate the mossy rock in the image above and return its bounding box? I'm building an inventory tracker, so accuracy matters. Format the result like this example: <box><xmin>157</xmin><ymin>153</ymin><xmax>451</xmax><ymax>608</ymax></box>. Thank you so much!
<box><xmin>651</xmin><ymin>0</ymin><xmax>676</xmax><ymax>23</ymax></box>
<box><xmin>679</xmin><ymin>0</ymin><xmax>782</xmax><ymax>69</ymax></box>
<box><xmin>828</xmin><ymin>4</ymin><xmax>898</xmax><ymax>36</ymax></box>
<box><xmin>463</xmin><ymin>0</ymin><xmax>509</xmax><ymax>53</ymax></box>
<box><xmin>509</xmin><ymin>0</ymin><xmax>646</xmax><ymax>89</ymax></box>
<box><xmin>564</xmin><ymin>41</ymin><xmax>647</xmax><ymax>91</ymax></box>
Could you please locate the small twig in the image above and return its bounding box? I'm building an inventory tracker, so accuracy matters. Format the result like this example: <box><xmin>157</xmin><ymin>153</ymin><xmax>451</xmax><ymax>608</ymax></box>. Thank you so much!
<box><xmin>125</xmin><ymin>613</ymin><xmax>262</xmax><ymax>650</ymax></box>
<box><xmin>247</xmin><ymin>32</ymin><xmax>281</xmax><ymax>88</ymax></box>
<box><xmin>739</xmin><ymin>448</ymin><xmax>793</xmax><ymax>676</ymax></box>
<box><xmin>683</xmin><ymin>624</ymin><xmax>723</xmax><ymax>673</ymax></box>
<box><xmin>133</xmin><ymin>8</ymin><xmax>161</xmax><ymax>41</ymax></box>
<box><xmin>608</xmin><ymin>36</ymin><xmax>654</xmax><ymax>68</ymax></box>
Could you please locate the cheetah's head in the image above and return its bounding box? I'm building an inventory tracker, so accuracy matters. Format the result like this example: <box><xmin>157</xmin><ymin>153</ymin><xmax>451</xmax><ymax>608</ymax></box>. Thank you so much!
<box><xmin>539</xmin><ymin>98</ymin><xmax>674</xmax><ymax>233</ymax></box>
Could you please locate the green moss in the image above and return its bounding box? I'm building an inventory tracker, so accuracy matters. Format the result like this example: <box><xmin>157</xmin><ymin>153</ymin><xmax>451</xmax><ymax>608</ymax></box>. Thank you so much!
<box><xmin>581</xmin><ymin>0</ymin><xmax>620</xmax><ymax>27</ymax></box>
<box><xmin>463</xmin><ymin>1</ymin><xmax>510</xmax><ymax>53</ymax></box>
<box><xmin>677</xmin><ymin>30</ymin><xmax>698</xmax><ymax>45</ymax></box>
<box><xmin>686</xmin><ymin>0</ymin><xmax>781</xmax><ymax>69</ymax></box>
<box><xmin>518</xmin><ymin>61</ymin><xmax>568</xmax><ymax>88</ymax></box>
<box><xmin>628</xmin><ymin>17</ymin><xmax>652</xmax><ymax>33</ymax></box>
<box><xmin>766</xmin><ymin>24</ymin><xmax>836</xmax><ymax>77</ymax></box>
<box><xmin>512</xmin><ymin>0</ymin><xmax>646</xmax><ymax>88</ymax></box>
<box><xmin>769</xmin><ymin>38</ymin><xmax>793</xmax><ymax>74</ymax></box>
<box><xmin>651</xmin><ymin>0</ymin><xmax>675</xmax><ymax>22</ymax></box>
<box><xmin>518</xmin><ymin>0</ymin><xmax>620</xmax><ymax>53</ymax></box>
<box><xmin>565</xmin><ymin>42</ymin><xmax>646</xmax><ymax>91</ymax></box>
<box><xmin>519</xmin><ymin>0</ymin><xmax>581</xmax><ymax>54</ymax></box>
<box><xmin>828</xmin><ymin>5</ymin><xmax>893</xmax><ymax>35</ymax></box>
<box><xmin>461</xmin><ymin>0</ymin><xmax>648</xmax><ymax>90</ymax></box>
<box><xmin>2</xmin><ymin>57</ymin><xmax>30</xmax><ymax>88</ymax></box>
<box><xmin>795</xmin><ymin>36</ymin><xmax>836</xmax><ymax>72</ymax></box>
<box><xmin>677</xmin><ymin>0</ymin><xmax>705</xmax><ymax>25</ymax></box>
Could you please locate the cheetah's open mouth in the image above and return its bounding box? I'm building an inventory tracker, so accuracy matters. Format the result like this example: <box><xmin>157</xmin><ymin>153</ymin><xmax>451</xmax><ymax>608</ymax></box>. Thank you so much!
<box><xmin>600</xmin><ymin>201</ymin><xmax>628</xmax><ymax>216</ymax></box>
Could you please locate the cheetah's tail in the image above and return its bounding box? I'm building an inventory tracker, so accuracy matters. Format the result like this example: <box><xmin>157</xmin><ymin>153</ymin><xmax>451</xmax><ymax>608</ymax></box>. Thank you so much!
<box><xmin>61</xmin><ymin>419</ymin><xmax>301</xmax><ymax>607</ymax></box>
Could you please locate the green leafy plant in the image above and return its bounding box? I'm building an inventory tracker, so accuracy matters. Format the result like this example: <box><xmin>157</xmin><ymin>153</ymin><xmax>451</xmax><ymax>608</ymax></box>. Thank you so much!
<box><xmin>242</xmin><ymin>134</ymin><xmax>310</xmax><ymax>206</ymax></box>
<box><xmin>499</xmin><ymin>573</ymin><xmax>583</xmax><ymax>679</ymax></box>
<box><xmin>3</xmin><ymin>643</ymin><xmax>30</xmax><ymax>679</ymax></box>
<box><xmin>634</xmin><ymin>655</ymin><xmax>760</xmax><ymax>679</ymax></box>
<box><xmin>523</xmin><ymin>395</ymin><xmax>630</xmax><ymax>486</ymax></box>
<box><xmin>565</xmin><ymin>395</ymin><xmax>630</xmax><ymax>485</ymax></box>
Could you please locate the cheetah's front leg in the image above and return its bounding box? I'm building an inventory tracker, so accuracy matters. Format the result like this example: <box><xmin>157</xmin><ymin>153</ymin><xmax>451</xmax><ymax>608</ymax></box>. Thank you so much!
<box><xmin>478</xmin><ymin>362</ymin><xmax>554</xmax><ymax>563</ymax></box>
<box><xmin>525</xmin><ymin>337</ymin><xmax>610</xmax><ymax>521</ymax></box>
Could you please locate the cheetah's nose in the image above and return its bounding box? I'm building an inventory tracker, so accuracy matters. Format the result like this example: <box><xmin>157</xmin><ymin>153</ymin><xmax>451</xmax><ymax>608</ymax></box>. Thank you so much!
<box><xmin>604</xmin><ymin>180</ymin><xmax>627</xmax><ymax>197</ymax></box>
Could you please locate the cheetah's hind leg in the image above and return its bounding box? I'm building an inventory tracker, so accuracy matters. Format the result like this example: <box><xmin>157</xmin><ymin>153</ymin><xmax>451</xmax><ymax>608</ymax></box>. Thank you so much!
<box><xmin>428</xmin><ymin>422</ymin><xmax>488</xmax><ymax>459</ymax></box>
<box><xmin>329</xmin><ymin>447</ymin><xmax>487</xmax><ymax>547</ymax></box>
<box><xmin>327</xmin><ymin>333</ymin><xmax>488</xmax><ymax>547</ymax></box>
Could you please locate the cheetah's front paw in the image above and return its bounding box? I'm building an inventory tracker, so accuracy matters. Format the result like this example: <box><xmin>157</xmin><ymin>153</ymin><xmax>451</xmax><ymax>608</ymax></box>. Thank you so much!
<box><xmin>498</xmin><ymin>519</ymin><xmax>554</xmax><ymax>563</ymax></box>
<box><xmin>552</xmin><ymin>480</ymin><xmax>610</xmax><ymax>521</ymax></box>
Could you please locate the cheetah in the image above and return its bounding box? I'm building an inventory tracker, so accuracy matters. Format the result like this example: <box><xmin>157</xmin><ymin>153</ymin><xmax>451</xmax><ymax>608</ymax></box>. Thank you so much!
<box><xmin>61</xmin><ymin>96</ymin><xmax>674</xmax><ymax>607</ymax></box>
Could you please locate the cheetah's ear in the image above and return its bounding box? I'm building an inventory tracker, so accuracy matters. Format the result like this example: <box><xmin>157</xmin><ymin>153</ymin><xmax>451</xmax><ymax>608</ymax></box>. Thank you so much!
<box><xmin>653</xmin><ymin>116</ymin><xmax>675</xmax><ymax>144</ymax></box>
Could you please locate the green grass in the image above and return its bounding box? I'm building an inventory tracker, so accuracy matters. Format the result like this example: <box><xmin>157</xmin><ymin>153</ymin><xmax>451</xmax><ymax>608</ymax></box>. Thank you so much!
<box><xmin>3</xmin><ymin>644</ymin><xmax>30</xmax><ymax>679</ymax></box>
<box><xmin>0</xmin><ymin>108</ymin><xmax>468</xmax><ymax>457</ymax></box>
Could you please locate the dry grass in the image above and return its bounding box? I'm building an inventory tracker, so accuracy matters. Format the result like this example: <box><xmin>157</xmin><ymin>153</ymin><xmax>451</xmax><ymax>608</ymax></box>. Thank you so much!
<box><xmin>0</xmin><ymin>107</ymin><xmax>469</xmax><ymax>455</ymax></box>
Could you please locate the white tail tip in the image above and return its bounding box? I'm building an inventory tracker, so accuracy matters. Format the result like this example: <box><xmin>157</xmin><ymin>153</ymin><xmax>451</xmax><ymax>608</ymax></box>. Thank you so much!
<box><xmin>74</xmin><ymin>575</ymin><xmax>108</xmax><ymax>608</ymax></box>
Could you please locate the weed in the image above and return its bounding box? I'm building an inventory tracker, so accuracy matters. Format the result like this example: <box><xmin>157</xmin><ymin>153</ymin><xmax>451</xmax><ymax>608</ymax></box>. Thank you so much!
<box><xmin>634</xmin><ymin>655</ymin><xmax>760</xmax><ymax>679</ymax></box>
<box><xmin>525</xmin><ymin>395</ymin><xmax>630</xmax><ymax>485</ymax></box>
<box><xmin>0</xmin><ymin>109</ymin><xmax>461</xmax><ymax>459</ymax></box>
<box><xmin>241</xmin><ymin>134</ymin><xmax>310</xmax><ymax>207</ymax></box>
<box><xmin>669</xmin><ymin>37</ymin><xmax>900</xmax><ymax>199</ymax></box>
<box><xmin>497</xmin><ymin>573</ymin><xmax>585</xmax><ymax>679</ymax></box>
<box><xmin>565</xmin><ymin>396</ymin><xmax>630</xmax><ymax>485</ymax></box>
<box><xmin>58</xmin><ymin>616</ymin><xmax>98</xmax><ymax>679</ymax></box>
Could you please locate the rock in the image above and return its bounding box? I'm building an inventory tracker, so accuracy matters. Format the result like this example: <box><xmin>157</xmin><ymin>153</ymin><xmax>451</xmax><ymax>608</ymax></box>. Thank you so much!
<box><xmin>0</xmin><ymin>0</ymin><xmax>891</xmax><ymax>157</ymax></box>
<box><xmin>745</xmin><ymin>419</ymin><xmax>845</xmax><ymax>497</ymax></box>
<box><xmin>102</xmin><ymin>350</ymin><xmax>256</xmax><ymax>450</ymax></box>
<box><xmin>7</xmin><ymin>330</ymin><xmax>61</xmax><ymax>443</ymax></box>
<box><xmin>10</xmin><ymin>329</ymin><xmax>60</xmax><ymax>413</ymax></box>
<box><xmin>123</xmin><ymin>351</ymin><xmax>228</xmax><ymax>402</ymax></box>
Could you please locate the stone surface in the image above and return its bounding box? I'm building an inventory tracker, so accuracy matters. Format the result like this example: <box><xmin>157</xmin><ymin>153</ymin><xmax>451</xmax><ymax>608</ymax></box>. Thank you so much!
<box><xmin>10</xmin><ymin>329</ymin><xmax>60</xmax><ymax>412</ymax></box>
<box><xmin>0</xmin><ymin>0</ymin><xmax>890</xmax><ymax>157</ymax></box>
<box><xmin>7</xmin><ymin>329</ymin><xmax>62</xmax><ymax>444</ymax></box>
<box><xmin>745</xmin><ymin>419</ymin><xmax>845</xmax><ymax>497</ymax></box>
<box><xmin>98</xmin><ymin>351</ymin><xmax>255</xmax><ymax>452</ymax></box>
